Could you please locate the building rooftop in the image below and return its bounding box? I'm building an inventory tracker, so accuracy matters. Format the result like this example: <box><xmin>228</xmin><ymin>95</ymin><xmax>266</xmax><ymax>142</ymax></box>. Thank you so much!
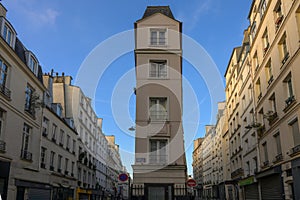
<box><xmin>142</xmin><ymin>6</ymin><xmax>175</xmax><ymax>20</ymax></box>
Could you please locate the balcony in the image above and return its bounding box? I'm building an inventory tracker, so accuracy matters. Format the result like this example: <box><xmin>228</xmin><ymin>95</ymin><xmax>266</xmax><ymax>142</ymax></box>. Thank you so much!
<box><xmin>282</xmin><ymin>53</ymin><xmax>290</xmax><ymax>65</ymax></box>
<box><xmin>0</xmin><ymin>83</ymin><xmax>11</xmax><ymax>100</ymax></box>
<box><xmin>275</xmin><ymin>15</ymin><xmax>284</xmax><ymax>30</ymax></box>
<box><xmin>257</xmin><ymin>125</ymin><xmax>265</xmax><ymax>138</ymax></box>
<box><xmin>0</xmin><ymin>140</ymin><xmax>6</xmax><ymax>152</ymax></box>
<box><xmin>231</xmin><ymin>168</ymin><xmax>244</xmax><ymax>178</ymax></box>
<box><xmin>20</xmin><ymin>150</ymin><xmax>32</xmax><ymax>161</ymax></box>
<box><xmin>267</xmin><ymin>112</ymin><xmax>278</xmax><ymax>126</ymax></box>
<box><xmin>40</xmin><ymin>163</ymin><xmax>46</xmax><ymax>169</ymax></box>
<box><xmin>273</xmin><ymin>153</ymin><xmax>283</xmax><ymax>163</ymax></box>
<box><xmin>284</xmin><ymin>96</ymin><xmax>296</xmax><ymax>113</ymax></box>
<box><xmin>267</xmin><ymin>75</ymin><xmax>274</xmax><ymax>86</ymax></box>
<box><xmin>290</xmin><ymin>144</ymin><xmax>300</xmax><ymax>157</ymax></box>
<box><xmin>261</xmin><ymin>160</ymin><xmax>269</xmax><ymax>169</ymax></box>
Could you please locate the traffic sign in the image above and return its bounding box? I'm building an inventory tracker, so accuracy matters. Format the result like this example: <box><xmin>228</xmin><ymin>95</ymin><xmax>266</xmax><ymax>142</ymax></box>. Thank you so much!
<box><xmin>118</xmin><ymin>173</ymin><xmax>129</xmax><ymax>182</ymax></box>
<box><xmin>187</xmin><ymin>179</ymin><xmax>197</xmax><ymax>187</ymax></box>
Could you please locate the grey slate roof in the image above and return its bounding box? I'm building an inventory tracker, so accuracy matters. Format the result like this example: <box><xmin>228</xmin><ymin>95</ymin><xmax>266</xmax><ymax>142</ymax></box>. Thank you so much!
<box><xmin>142</xmin><ymin>6</ymin><xmax>175</xmax><ymax>20</ymax></box>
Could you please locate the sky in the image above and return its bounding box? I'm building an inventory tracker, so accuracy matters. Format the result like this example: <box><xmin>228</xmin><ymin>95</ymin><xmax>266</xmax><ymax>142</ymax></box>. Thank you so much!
<box><xmin>2</xmin><ymin>0</ymin><xmax>252</xmax><ymax>176</ymax></box>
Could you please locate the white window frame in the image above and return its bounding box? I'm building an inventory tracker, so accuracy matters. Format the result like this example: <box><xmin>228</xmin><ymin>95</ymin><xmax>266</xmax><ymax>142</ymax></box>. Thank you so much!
<box><xmin>149</xmin><ymin>139</ymin><xmax>168</xmax><ymax>164</ymax></box>
<box><xmin>1</xmin><ymin>19</ymin><xmax>16</xmax><ymax>48</ymax></box>
<box><xmin>0</xmin><ymin>58</ymin><xmax>8</xmax><ymax>88</ymax></box>
<box><xmin>42</xmin><ymin>117</ymin><xmax>49</xmax><ymax>136</ymax></box>
<box><xmin>25</xmin><ymin>51</ymin><xmax>39</xmax><ymax>75</ymax></box>
<box><xmin>149</xmin><ymin>60</ymin><xmax>168</xmax><ymax>79</ymax></box>
<box><xmin>149</xmin><ymin>97</ymin><xmax>169</xmax><ymax>121</ymax></box>
<box><xmin>22</xmin><ymin>123</ymin><xmax>31</xmax><ymax>153</ymax></box>
<box><xmin>150</xmin><ymin>28</ymin><xmax>167</xmax><ymax>46</ymax></box>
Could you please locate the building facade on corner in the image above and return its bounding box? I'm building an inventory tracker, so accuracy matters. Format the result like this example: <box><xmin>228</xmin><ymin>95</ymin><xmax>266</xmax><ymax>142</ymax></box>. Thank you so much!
<box><xmin>132</xmin><ymin>6</ymin><xmax>187</xmax><ymax>200</ymax></box>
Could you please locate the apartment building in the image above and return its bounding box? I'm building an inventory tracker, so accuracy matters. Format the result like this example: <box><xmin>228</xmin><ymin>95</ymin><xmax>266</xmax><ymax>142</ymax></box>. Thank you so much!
<box><xmin>192</xmin><ymin>137</ymin><xmax>204</xmax><ymax>198</ymax></box>
<box><xmin>132</xmin><ymin>6</ymin><xmax>187</xmax><ymax>199</ymax></box>
<box><xmin>247</xmin><ymin>0</ymin><xmax>300</xmax><ymax>199</ymax></box>
<box><xmin>202</xmin><ymin>125</ymin><xmax>214</xmax><ymax>199</ymax></box>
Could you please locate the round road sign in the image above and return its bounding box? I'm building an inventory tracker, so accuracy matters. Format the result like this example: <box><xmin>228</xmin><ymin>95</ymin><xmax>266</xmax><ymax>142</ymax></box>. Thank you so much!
<box><xmin>187</xmin><ymin>179</ymin><xmax>197</xmax><ymax>187</ymax></box>
<box><xmin>118</xmin><ymin>173</ymin><xmax>128</xmax><ymax>182</ymax></box>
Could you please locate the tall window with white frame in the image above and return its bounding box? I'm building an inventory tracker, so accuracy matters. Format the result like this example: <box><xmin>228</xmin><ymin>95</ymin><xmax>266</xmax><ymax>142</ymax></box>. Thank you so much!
<box><xmin>149</xmin><ymin>60</ymin><xmax>167</xmax><ymax>79</ymax></box>
<box><xmin>289</xmin><ymin>118</ymin><xmax>300</xmax><ymax>154</ymax></box>
<box><xmin>66</xmin><ymin>135</ymin><xmax>70</xmax><ymax>151</ymax></box>
<box><xmin>283</xmin><ymin>73</ymin><xmax>295</xmax><ymax>107</ymax></box>
<box><xmin>21</xmin><ymin>123</ymin><xmax>32</xmax><ymax>161</ymax></box>
<box><xmin>273</xmin><ymin>132</ymin><xmax>282</xmax><ymax>161</ymax></box>
<box><xmin>2</xmin><ymin>22</ymin><xmax>15</xmax><ymax>47</ymax></box>
<box><xmin>296</xmin><ymin>6</ymin><xmax>300</xmax><ymax>41</ymax></box>
<box><xmin>0</xmin><ymin>59</ymin><xmax>10</xmax><ymax>98</ymax></box>
<box><xmin>28</xmin><ymin>55</ymin><xmax>37</xmax><ymax>75</ymax></box>
<box><xmin>59</xmin><ymin>129</ymin><xmax>64</xmax><ymax>146</ymax></box>
<box><xmin>279</xmin><ymin>34</ymin><xmax>289</xmax><ymax>65</ymax></box>
<box><xmin>268</xmin><ymin>93</ymin><xmax>277</xmax><ymax>123</ymax></box>
<box><xmin>149</xmin><ymin>97</ymin><xmax>168</xmax><ymax>121</ymax></box>
<box><xmin>65</xmin><ymin>158</ymin><xmax>69</xmax><ymax>175</ymax></box>
<box><xmin>265</xmin><ymin>60</ymin><xmax>273</xmax><ymax>85</ymax></box>
<box><xmin>256</xmin><ymin>78</ymin><xmax>262</xmax><ymax>101</ymax></box>
<box><xmin>149</xmin><ymin>139</ymin><xmax>167</xmax><ymax>164</ymax></box>
<box><xmin>262</xmin><ymin>29</ymin><xmax>270</xmax><ymax>54</ymax></box>
<box><xmin>57</xmin><ymin>155</ymin><xmax>62</xmax><ymax>173</ymax></box>
<box><xmin>150</xmin><ymin>29</ymin><xmax>166</xmax><ymax>46</ymax></box>
<box><xmin>52</xmin><ymin>123</ymin><xmax>57</xmax><ymax>142</ymax></box>
<box><xmin>274</xmin><ymin>0</ymin><xmax>283</xmax><ymax>31</ymax></box>
<box><xmin>50</xmin><ymin>151</ymin><xmax>55</xmax><ymax>171</ymax></box>
<box><xmin>42</xmin><ymin>117</ymin><xmax>49</xmax><ymax>137</ymax></box>
<box><xmin>24</xmin><ymin>85</ymin><xmax>34</xmax><ymax>115</ymax></box>
<box><xmin>259</xmin><ymin>0</ymin><xmax>267</xmax><ymax>19</ymax></box>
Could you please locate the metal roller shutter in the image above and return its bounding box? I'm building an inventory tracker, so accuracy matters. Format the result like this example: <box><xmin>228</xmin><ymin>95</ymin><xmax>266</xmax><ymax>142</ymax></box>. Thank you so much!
<box><xmin>244</xmin><ymin>183</ymin><xmax>259</xmax><ymax>200</ymax></box>
<box><xmin>261</xmin><ymin>175</ymin><xmax>282</xmax><ymax>200</ymax></box>
<box><xmin>28</xmin><ymin>188</ymin><xmax>51</xmax><ymax>200</ymax></box>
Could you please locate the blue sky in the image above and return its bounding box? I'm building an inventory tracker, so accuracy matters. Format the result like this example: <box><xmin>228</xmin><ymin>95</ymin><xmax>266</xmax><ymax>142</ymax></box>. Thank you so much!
<box><xmin>2</xmin><ymin>0</ymin><xmax>252</xmax><ymax>175</ymax></box>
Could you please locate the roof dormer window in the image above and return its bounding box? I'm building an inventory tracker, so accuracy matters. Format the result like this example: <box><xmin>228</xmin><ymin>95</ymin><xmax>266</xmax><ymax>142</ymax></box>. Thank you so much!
<box><xmin>0</xmin><ymin>18</ymin><xmax>17</xmax><ymax>49</ymax></box>
<box><xmin>25</xmin><ymin>51</ymin><xmax>39</xmax><ymax>76</ymax></box>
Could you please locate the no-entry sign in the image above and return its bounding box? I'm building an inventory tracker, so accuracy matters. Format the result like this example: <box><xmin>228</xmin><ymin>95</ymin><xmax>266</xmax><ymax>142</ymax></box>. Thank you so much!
<box><xmin>187</xmin><ymin>179</ymin><xmax>197</xmax><ymax>187</ymax></box>
<box><xmin>118</xmin><ymin>173</ymin><xmax>129</xmax><ymax>182</ymax></box>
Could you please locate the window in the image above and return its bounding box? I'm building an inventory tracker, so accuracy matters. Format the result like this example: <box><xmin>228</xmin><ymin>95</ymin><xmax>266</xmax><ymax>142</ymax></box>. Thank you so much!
<box><xmin>59</xmin><ymin>129</ymin><xmax>64</xmax><ymax>146</ymax></box>
<box><xmin>253</xmin><ymin>52</ymin><xmax>259</xmax><ymax>70</ymax></box>
<box><xmin>71</xmin><ymin>162</ymin><xmax>75</xmax><ymax>176</ymax></box>
<box><xmin>65</xmin><ymin>158</ymin><xmax>69</xmax><ymax>174</ymax></box>
<box><xmin>259</xmin><ymin>0</ymin><xmax>267</xmax><ymax>18</ymax></box>
<box><xmin>150</xmin><ymin>29</ymin><xmax>166</xmax><ymax>45</ymax></box>
<box><xmin>42</xmin><ymin>117</ymin><xmax>49</xmax><ymax>136</ymax></box>
<box><xmin>274</xmin><ymin>132</ymin><xmax>282</xmax><ymax>155</ymax></box>
<box><xmin>50</xmin><ymin>151</ymin><xmax>55</xmax><ymax>170</ymax></box>
<box><xmin>24</xmin><ymin>85</ymin><xmax>34</xmax><ymax>114</ymax></box>
<box><xmin>66</xmin><ymin>135</ymin><xmax>70</xmax><ymax>150</ymax></box>
<box><xmin>279</xmin><ymin>34</ymin><xmax>289</xmax><ymax>64</ymax></box>
<box><xmin>57</xmin><ymin>155</ymin><xmax>62</xmax><ymax>172</ymax></box>
<box><xmin>2</xmin><ymin>22</ymin><xmax>15</xmax><ymax>47</ymax></box>
<box><xmin>0</xmin><ymin>109</ymin><xmax>5</xmax><ymax>139</ymax></box>
<box><xmin>274</xmin><ymin>1</ymin><xmax>284</xmax><ymax>31</ymax></box>
<box><xmin>262</xmin><ymin>142</ymin><xmax>269</xmax><ymax>164</ymax></box>
<box><xmin>256</xmin><ymin>78</ymin><xmax>262</xmax><ymax>101</ymax></box>
<box><xmin>21</xmin><ymin>124</ymin><xmax>32</xmax><ymax>161</ymax></box>
<box><xmin>149</xmin><ymin>97</ymin><xmax>168</xmax><ymax>121</ymax></box>
<box><xmin>283</xmin><ymin>73</ymin><xmax>295</xmax><ymax>107</ymax></box>
<box><xmin>72</xmin><ymin>139</ymin><xmax>76</xmax><ymax>153</ymax></box>
<box><xmin>40</xmin><ymin>147</ymin><xmax>46</xmax><ymax>168</ymax></box>
<box><xmin>0</xmin><ymin>59</ymin><xmax>9</xmax><ymax>96</ymax></box>
<box><xmin>28</xmin><ymin>56</ymin><xmax>37</xmax><ymax>74</ymax></box>
<box><xmin>290</xmin><ymin>118</ymin><xmax>300</xmax><ymax>146</ymax></box>
<box><xmin>251</xmin><ymin>22</ymin><xmax>257</xmax><ymax>40</ymax></box>
<box><xmin>296</xmin><ymin>6</ymin><xmax>300</xmax><ymax>40</ymax></box>
<box><xmin>269</xmin><ymin>93</ymin><xmax>277</xmax><ymax>114</ymax></box>
<box><xmin>149</xmin><ymin>139</ymin><xmax>168</xmax><ymax>164</ymax></box>
<box><xmin>52</xmin><ymin>124</ymin><xmax>57</xmax><ymax>142</ymax></box>
<box><xmin>246</xmin><ymin>161</ymin><xmax>250</xmax><ymax>176</ymax></box>
<box><xmin>265</xmin><ymin>60</ymin><xmax>273</xmax><ymax>85</ymax></box>
<box><xmin>149</xmin><ymin>60</ymin><xmax>167</xmax><ymax>78</ymax></box>
<box><xmin>262</xmin><ymin>29</ymin><xmax>270</xmax><ymax>54</ymax></box>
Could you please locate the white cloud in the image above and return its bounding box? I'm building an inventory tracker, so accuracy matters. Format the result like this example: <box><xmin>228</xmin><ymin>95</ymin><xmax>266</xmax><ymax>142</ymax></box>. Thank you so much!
<box><xmin>4</xmin><ymin>0</ymin><xmax>59</xmax><ymax>28</ymax></box>
<box><xmin>177</xmin><ymin>0</ymin><xmax>217</xmax><ymax>32</ymax></box>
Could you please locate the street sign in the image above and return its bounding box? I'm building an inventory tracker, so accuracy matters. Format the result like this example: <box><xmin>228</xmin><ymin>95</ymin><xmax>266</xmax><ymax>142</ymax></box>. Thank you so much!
<box><xmin>187</xmin><ymin>179</ymin><xmax>197</xmax><ymax>187</ymax></box>
<box><xmin>118</xmin><ymin>173</ymin><xmax>128</xmax><ymax>182</ymax></box>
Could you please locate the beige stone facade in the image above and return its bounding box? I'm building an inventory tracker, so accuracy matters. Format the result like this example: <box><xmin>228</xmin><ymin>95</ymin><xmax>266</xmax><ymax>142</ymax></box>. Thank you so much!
<box><xmin>132</xmin><ymin>6</ymin><xmax>187</xmax><ymax>199</ymax></box>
